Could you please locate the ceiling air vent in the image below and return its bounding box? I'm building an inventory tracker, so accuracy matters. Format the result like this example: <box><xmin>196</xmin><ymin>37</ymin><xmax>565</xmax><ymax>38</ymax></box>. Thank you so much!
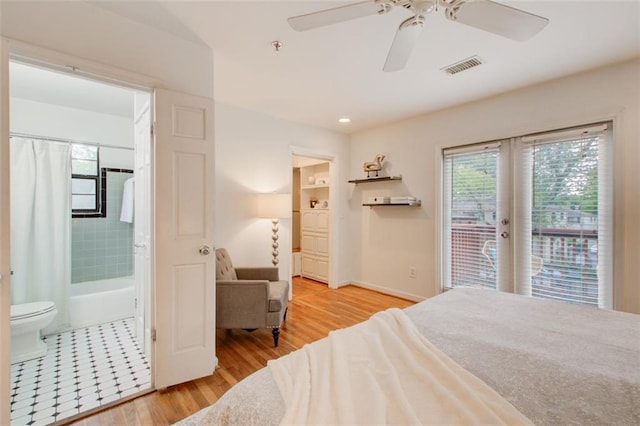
<box><xmin>441</xmin><ymin>56</ymin><xmax>484</xmax><ymax>75</ymax></box>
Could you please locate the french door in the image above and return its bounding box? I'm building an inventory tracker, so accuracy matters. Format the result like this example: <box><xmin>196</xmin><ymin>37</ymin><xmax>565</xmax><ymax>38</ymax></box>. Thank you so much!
<box><xmin>442</xmin><ymin>141</ymin><xmax>510</xmax><ymax>292</ymax></box>
<box><xmin>443</xmin><ymin>123</ymin><xmax>612</xmax><ymax>308</ymax></box>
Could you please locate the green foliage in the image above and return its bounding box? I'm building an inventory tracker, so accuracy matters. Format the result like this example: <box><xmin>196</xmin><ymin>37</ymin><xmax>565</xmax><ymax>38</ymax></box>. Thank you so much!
<box><xmin>581</xmin><ymin>169</ymin><xmax>598</xmax><ymax>215</ymax></box>
<box><xmin>531</xmin><ymin>138</ymin><xmax>598</xmax><ymax>228</ymax></box>
<box><xmin>448</xmin><ymin>138</ymin><xmax>599</xmax><ymax>229</ymax></box>
<box><xmin>450</xmin><ymin>152</ymin><xmax>497</xmax><ymax>224</ymax></box>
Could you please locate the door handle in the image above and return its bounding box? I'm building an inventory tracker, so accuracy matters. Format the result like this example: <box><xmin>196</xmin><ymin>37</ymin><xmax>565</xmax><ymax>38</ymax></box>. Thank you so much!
<box><xmin>500</xmin><ymin>231</ymin><xmax>509</xmax><ymax>239</ymax></box>
<box><xmin>199</xmin><ymin>245</ymin><xmax>211</xmax><ymax>256</ymax></box>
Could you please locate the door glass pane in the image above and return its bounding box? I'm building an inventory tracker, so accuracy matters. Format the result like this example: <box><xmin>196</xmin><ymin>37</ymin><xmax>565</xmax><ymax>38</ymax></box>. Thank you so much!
<box><xmin>530</xmin><ymin>137</ymin><xmax>601</xmax><ymax>306</ymax></box>
<box><xmin>444</xmin><ymin>149</ymin><xmax>498</xmax><ymax>289</ymax></box>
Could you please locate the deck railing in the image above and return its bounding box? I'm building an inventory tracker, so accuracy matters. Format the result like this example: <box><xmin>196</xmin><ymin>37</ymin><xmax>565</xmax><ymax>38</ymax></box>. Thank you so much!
<box><xmin>450</xmin><ymin>224</ymin><xmax>599</xmax><ymax>306</ymax></box>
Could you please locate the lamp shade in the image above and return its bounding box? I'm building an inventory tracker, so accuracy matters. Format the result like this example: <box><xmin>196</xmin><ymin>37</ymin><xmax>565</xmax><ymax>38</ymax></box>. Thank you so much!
<box><xmin>257</xmin><ymin>193</ymin><xmax>291</xmax><ymax>219</ymax></box>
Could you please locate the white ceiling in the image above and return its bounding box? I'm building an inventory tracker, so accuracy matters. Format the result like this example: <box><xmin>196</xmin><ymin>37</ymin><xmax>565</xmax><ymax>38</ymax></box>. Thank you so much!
<box><xmin>13</xmin><ymin>1</ymin><xmax>640</xmax><ymax>134</ymax></box>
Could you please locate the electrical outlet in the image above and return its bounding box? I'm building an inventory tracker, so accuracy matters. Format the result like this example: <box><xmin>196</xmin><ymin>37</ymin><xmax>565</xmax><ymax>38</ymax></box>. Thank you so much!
<box><xmin>409</xmin><ymin>266</ymin><xmax>416</xmax><ymax>278</ymax></box>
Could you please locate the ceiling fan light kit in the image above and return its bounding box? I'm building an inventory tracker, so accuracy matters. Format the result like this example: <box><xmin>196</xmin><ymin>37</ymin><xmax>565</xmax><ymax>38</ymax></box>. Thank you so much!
<box><xmin>288</xmin><ymin>0</ymin><xmax>549</xmax><ymax>72</ymax></box>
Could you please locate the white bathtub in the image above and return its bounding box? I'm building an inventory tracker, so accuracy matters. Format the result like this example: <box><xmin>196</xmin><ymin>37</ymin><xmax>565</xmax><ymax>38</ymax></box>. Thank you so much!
<box><xmin>69</xmin><ymin>276</ymin><xmax>135</xmax><ymax>329</ymax></box>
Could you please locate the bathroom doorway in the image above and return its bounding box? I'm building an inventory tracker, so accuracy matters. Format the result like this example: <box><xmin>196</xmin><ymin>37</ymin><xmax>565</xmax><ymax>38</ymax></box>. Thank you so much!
<box><xmin>8</xmin><ymin>61</ymin><xmax>152</xmax><ymax>424</ymax></box>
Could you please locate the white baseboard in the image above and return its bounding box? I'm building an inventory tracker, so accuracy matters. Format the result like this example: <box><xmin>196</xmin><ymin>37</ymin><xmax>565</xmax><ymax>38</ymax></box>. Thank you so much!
<box><xmin>345</xmin><ymin>280</ymin><xmax>426</xmax><ymax>303</ymax></box>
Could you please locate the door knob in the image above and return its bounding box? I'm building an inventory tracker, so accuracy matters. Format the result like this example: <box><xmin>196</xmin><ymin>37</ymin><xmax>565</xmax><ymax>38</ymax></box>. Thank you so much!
<box><xmin>199</xmin><ymin>245</ymin><xmax>211</xmax><ymax>256</ymax></box>
<box><xmin>500</xmin><ymin>231</ymin><xmax>509</xmax><ymax>239</ymax></box>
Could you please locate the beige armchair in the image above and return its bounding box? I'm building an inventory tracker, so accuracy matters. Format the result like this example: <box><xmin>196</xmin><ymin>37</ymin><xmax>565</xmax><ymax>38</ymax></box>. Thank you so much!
<box><xmin>215</xmin><ymin>248</ymin><xmax>289</xmax><ymax>347</ymax></box>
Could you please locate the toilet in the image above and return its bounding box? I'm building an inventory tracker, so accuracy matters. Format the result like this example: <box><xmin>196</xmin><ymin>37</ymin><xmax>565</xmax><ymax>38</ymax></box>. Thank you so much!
<box><xmin>10</xmin><ymin>302</ymin><xmax>57</xmax><ymax>364</ymax></box>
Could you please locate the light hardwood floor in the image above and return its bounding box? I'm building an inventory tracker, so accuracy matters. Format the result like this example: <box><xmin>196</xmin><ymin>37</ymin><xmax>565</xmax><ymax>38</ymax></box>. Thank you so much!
<box><xmin>68</xmin><ymin>277</ymin><xmax>415</xmax><ymax>425</ymax></box>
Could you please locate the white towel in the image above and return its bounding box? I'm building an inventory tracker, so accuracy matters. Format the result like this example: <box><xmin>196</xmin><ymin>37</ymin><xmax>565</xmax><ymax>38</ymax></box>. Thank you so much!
<box><xmin>120</xmin><ymin>177</ymin><xmax>134</xmax><ymax>223</ymax></box>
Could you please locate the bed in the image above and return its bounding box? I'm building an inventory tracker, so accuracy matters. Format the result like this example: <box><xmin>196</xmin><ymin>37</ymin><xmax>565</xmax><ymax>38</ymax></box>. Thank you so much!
<box><xmin>177</xmin><ymin>288</ymin><xmax>640</xmax><ymax>425</ymax></box>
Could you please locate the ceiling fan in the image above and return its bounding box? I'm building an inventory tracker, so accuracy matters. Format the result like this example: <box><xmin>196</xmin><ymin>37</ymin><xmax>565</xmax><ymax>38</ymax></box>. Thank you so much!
<box><xmin>287</xmin><ymin>0</ymin><xmax>549</xmax><ymax>72</ymax></box>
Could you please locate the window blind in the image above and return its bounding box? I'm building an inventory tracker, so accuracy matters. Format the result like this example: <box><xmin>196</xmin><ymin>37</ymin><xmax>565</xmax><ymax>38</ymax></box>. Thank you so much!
<box><xmin>443</xmin><ymin>144</ymin><xmax>501</xmax><ymax>290</ymax></box>
<box><xmin>514</xmin><ymin>123</ymin><xmax>612</xmax><ymax>307</ymax></box>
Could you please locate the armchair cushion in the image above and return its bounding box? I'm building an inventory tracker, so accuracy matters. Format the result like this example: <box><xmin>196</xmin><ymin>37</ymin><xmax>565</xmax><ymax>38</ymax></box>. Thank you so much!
<box><xmin>216</xmin><ymin>248</ymin><xmax>238</xmax><ymax>280</ymax></box>
<box><xmin>267</xmin><ymin>280</ymin><xmax>288</xmax><ymax>312</ymax></box>
<box><xmin>236</xmin><ymin>267</ymin><xmax>279</xmax><ymax>282</ymax></box>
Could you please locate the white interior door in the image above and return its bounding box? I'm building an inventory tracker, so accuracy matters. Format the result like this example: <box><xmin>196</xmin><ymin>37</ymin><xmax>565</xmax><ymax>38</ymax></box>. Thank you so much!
<box><xmin>133</xmin><ymin>98</ymin><xmax>151</xmax><ymax>356</ymax></box>
<box><xmin>154</xmin><ymin>89</ymin><xmax>215</xmax><ymax>389</ymax></box>
<box><xmin>0</xmin><ymin>37</ymin><xmax>11</xmax><ymax>426</ymax></box>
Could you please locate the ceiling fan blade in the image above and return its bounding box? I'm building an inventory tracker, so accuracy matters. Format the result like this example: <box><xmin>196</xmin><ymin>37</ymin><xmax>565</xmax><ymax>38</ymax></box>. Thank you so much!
<box><xmin>288</xmin><ymin>0</ymin><xmax>389</xmax><ymax>32</ymax></box>
<box><xmin>447</xmin><ymin>0</ymin><xmax>548</xmax><ymax>41</ymax></box>
<box><xmin>383</xmin><ymin>16</ymin><xmax>425</xmax><ymax>72</ymax></box>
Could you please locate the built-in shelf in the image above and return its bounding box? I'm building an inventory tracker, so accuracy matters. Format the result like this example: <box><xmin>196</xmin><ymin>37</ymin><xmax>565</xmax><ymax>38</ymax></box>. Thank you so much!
<box><xmin>363</xmin><ymin>201</ymin><xmax>421</xmax><ymax>207</ymax></box>
<box><xmin>301</xmin><ymin>184</ymin><xmax>329</xmax><ymax>190</ymax></box>
<box><xmin>348</xmin><ymin>175</ymin><xmax>402</xmax><ymax>184</ymax></box>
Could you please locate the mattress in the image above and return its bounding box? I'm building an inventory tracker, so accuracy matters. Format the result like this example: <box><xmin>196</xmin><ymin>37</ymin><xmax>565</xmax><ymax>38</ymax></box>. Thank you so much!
<box><xmin>176</xmin><ymin>288</ymin><xmax>640</xmax><ymax>425</ymax></box>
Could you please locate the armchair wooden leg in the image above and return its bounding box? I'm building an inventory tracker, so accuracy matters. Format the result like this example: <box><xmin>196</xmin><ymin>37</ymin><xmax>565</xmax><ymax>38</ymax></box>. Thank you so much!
<box><xmin>272</xmin><ymin>327</ymin><xmax>280</xmax><ymax>347</ymax></box>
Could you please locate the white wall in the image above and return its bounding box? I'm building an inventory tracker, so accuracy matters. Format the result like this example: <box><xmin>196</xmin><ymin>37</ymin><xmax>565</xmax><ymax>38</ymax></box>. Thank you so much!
<box><xmin>11</xmin><ymin>98</ymin><xmax>134</xmax><ymax>168</ymax></box>
<box><xmin>349</xmin><ymin>58</ymin><xmax>640</xmax><ymax>313</ymax></box>
<box><xmin>215</xmin><ymin>103</ymin><xmax>350</xmax><ymax>285</ymax></box>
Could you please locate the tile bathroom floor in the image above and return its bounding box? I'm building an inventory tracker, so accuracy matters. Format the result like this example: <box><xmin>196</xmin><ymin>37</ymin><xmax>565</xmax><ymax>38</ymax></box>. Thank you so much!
<box><xmin>10</xmin><ymin>318</ymin><xmax>151</xmax><ymax>425</ymax></box>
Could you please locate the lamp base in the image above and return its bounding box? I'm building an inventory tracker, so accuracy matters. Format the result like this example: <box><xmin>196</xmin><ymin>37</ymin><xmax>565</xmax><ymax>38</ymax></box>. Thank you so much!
<box><xmin>271</xmin><ymin>218</ymin><xmax>280</xmax><ymax>266</ymax></box>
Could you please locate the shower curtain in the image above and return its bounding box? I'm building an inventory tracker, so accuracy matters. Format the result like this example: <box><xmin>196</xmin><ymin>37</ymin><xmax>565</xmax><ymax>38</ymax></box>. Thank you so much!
<box><xmin>10</xmin><ymin>137</ymin><xmax>72</xmax><ymax>333</ymax></box>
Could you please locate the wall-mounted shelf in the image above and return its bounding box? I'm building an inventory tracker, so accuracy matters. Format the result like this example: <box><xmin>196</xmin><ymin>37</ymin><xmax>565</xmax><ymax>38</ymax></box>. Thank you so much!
<box><xmin>348</xmin><ymin>175</ymin><xmax>402</xmax><ymax>184</ymax></box>
<box><xmin>363</xmin><ymin>201</ymin><xmax>421</xmax><ymax>207</ymax></box>
<box><xmin>301</xmin><ymin>184</ymin><xmax>329</xmax><ymax>190</ymax></box>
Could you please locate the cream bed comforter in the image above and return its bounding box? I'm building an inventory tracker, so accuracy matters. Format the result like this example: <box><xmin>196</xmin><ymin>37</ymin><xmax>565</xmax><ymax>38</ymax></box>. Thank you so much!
<box><xmin>269</xmin><ymin>308</ymin><xmax>531</xmax><ymax>425</ymax></box>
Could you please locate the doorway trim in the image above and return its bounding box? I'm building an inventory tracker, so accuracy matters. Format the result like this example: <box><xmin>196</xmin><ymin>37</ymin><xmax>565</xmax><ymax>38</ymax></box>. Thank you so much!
<box><xmin>9</xmin><ymin>39</ymin><xmax>162</xmax><ymax>91</ymax></box>
<box><xmin>290</xmin><ymin>146</ymin><xmax>338</xmax><ymax>289</ymax></box>
<box><xmin>0</xmin><ymin>37</ymin><xmax>11</xmax><ymax>424</ymax></box>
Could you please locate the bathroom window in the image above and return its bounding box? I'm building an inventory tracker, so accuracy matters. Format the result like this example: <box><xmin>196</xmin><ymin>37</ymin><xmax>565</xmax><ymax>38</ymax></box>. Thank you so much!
<box><xmin>71</xmin><ymin>145</ymin><xmax>100</xmax><ymax>217</ymax></box>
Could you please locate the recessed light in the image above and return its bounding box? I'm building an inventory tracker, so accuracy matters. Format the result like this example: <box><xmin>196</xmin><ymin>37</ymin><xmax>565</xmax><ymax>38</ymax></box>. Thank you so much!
<box><xmin>338</xmin><ymin>117</ymin><xmax>351</xmax><ymax>124</ymax></box>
